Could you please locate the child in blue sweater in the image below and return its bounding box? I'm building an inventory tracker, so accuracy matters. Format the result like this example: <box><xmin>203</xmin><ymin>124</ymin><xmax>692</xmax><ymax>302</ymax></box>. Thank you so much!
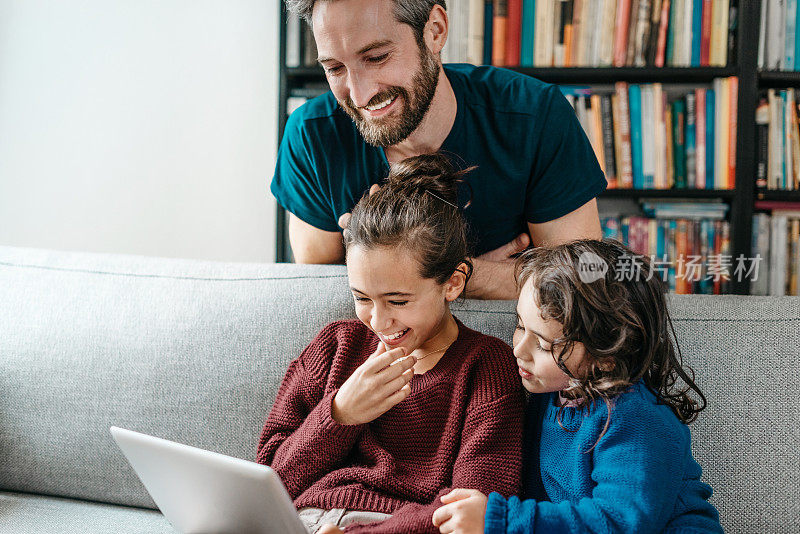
<box><xmin>432</xmin><ymin>239</ymin><xmax>723</xmax><ymax>534</ymax></box>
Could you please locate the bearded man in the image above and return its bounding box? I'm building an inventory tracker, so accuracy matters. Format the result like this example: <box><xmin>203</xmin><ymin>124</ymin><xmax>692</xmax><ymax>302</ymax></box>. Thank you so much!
<box><xmin>272</xmin><ymin>0</ymin><xmax>607</xmax><ymax>299</ymax></box>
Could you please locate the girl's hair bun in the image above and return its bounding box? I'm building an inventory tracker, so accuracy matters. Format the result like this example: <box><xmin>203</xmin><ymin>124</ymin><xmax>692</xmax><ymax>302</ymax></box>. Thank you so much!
<box><xmin>344</xmin><ymin>152</ymin><xmax>474</xmax><ymax>286</ymax></box>
<box><xmin>385</xmin><ymin>153</ymin><xmax>471</xmax><ymax>207</ymax></box>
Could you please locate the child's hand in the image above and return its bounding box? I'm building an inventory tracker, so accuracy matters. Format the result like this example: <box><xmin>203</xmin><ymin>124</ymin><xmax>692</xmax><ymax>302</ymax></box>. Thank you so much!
<box><xmin>317</xmin><ymin>524</ymin><xmax>343</xmax><ymax>534</ymax></box>
<box><xmin>432</xmin><ymin>488</ymin><xmax>488</xmax><ymax>534</ymax></box>
<box><xmin>332</xmin><ymin>342</ymin><xmax>416</xmax><ymax>425</ymax></box>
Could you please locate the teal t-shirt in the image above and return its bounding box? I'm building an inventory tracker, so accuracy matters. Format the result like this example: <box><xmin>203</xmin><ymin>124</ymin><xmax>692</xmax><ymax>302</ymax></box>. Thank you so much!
<box><xmin>271</xmin><ymin>64</ymin><xmax>607</xmax><ymax>256</ymax></box>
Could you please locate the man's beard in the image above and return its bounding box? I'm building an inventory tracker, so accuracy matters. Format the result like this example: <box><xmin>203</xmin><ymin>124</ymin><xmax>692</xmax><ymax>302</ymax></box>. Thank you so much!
<box><xmin>339</xmin><ymin>46</ymin><xmax>440</xmax><ymax>147</ymax></box>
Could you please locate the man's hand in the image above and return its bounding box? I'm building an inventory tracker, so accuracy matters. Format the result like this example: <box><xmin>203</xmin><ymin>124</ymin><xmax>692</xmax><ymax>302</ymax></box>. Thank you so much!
<box><xmin>338</xmin><ymin>184</ymin><xmax>382</xmax><ymax>230</ymax></box>
<box><xmin>432</xmin><ymin>489</ymin><xmax>488</xmax><ymax>534</ymax></box>
<box><xmin>318</xmin><ymin>524</ymin><xmax>343</xmax><ymax>534</ymax></box>
<box><xmin>476</xmin><ymin>232</ymin><xmax>530</xmax><ymax>263</ymax></box>
<box><xmin>465</xmin><ymin>232</ymin><xmax>530</xmax><ymax>300</ymax></box>
<box><xmin>331</xmin><ymin>342</ymin><xmax>416</xmax><ymax>426</ymax></box>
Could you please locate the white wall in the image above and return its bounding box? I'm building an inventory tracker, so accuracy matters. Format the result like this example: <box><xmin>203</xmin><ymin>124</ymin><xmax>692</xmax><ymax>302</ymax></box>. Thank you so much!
<box><xmin>0</xmin><ymin>0</ymin><xmax>279</xmax><ymax>263</ymax></box>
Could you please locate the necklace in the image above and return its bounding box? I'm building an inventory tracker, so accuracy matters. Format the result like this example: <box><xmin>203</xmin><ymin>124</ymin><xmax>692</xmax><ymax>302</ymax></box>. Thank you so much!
<box><xmin>414</xmin><ymin>341</ymin><xmax>454</xmax><ymax>360</ymax></box>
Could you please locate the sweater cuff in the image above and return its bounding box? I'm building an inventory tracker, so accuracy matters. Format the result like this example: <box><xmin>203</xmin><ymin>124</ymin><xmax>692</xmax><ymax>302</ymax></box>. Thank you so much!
<box><xmin>312</xmin><ymin>388</ymin><xmax>366</xmax><ymax>442</ymax></box>
<box><xmin>484</xmin><ymin>492</ymin><xmax>508</xmax><ymax>533</ymax></box>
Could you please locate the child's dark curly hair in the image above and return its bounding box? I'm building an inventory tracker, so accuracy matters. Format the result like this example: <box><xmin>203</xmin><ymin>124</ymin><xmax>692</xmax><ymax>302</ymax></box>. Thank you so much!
<box><xmin>516</xmin><ymin>239</ymin><xmax>706</xmax><ymax>443</ymax></box>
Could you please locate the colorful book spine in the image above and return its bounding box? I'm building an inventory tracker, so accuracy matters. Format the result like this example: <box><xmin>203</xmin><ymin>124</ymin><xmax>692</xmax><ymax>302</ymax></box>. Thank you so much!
<box><xmin>686</xmin><ymin>91</ymin><xmax>697</xmax><ymax>188</ymax></box>
<box><xmin>706</xmin><ymin>86</ymin><xmax>715</xmax><ymax>187</ymax></box>
<box><xmin>691</xmin><ymin>0</ymin><xmax>703</xmax><ymax>65</ymax></box>
<box><xmin>695</xmin><ymin>88</ymin><xmax>707</xmax><ymax>189</ymax></box>
<box><xmin>629</xmin><ymin>84</ymin><xmax>645</xmax><ymax>189</ymax></box>
<box><xmin>601</xmin><ymin>94</ymin><xmax>618</xmax><ymax>187</ymax></box>
<box><xmin>796</xmin><ymin>0</ymin><xmax>800</xmax><ymax>72</ymax></box>
<box><xmin>483</xmin><ymin>0</ymin><xmax>494</xmax><ymax>65</ymax></box>
<box><xmin>520</xmin><ymin>0</ymin><xmax>536</xmax><ymax>66</ymax></box>
<box><xmin>614</xmin><ymin>82</ymin><xmax>635</xmax><ymax>188</ymax></box>
<box><xmin>672</xmin><ymin>98</ymin><xmax>687</xmax><ymax>189</ymax></box>
<box><xmin>727</xmin><ymin>76</ymin><xmax>738</xmax><ymax>189</ymax></box>
<box><xmin>700</xmin><ymin>0</ymin><xmax>712</xmax><ymax>65</ymax></box>
<box><xmin>506</xmin><ymin>0</ymin><xmax>523</xmax><ymax>65</ymax></box>
<box><xmin>492</xmin><ymin>0</ymin><xmax>508</xmax><ymax>66</ymax></box>
<box><xmin>655</xmin><ymin>0</ymin><xmax>671</xmax><ymax>66</ymax></box>
<box><xmin>709</xmin><ymin>0</ymin><xmax>729</xmax><ymax>66</ymax></box>
<box><xmin>614</xmin><ymin>0</ymin><xmax>633</xmax><ymax>66</ymax></box>
<box><xmin>788</xmin><ymin>0</ymin><xmax>798</xmax><ymax>70</ymax></box>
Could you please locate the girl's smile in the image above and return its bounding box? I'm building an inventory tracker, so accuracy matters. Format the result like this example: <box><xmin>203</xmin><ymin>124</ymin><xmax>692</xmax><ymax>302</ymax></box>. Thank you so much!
<box><xmin>346</xmin><ymin>244</ymin><xmax>463</xmax><ymax>370</ymax></box>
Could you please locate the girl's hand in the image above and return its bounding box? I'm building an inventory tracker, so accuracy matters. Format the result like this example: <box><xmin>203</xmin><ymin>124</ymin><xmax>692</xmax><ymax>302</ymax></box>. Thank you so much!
<box><xmin>432</xmin><ymin>489</ymin><xmax>488</xmax><ymax>534</ymax></box>
<box><xmin>332</xmin><ymin>342</ymin><xmax>416</xmax><ymax>425</ymax></box>
<box><xmin>317</xmin><ymin>524</ymin><xmax>343</xmax><ymax>534</ymax></box>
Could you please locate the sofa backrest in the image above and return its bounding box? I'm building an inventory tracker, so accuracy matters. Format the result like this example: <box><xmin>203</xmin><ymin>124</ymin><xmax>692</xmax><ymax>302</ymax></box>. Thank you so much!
<box><xmin>0</xmin><ymin>246</ymin><xmax>798</xmax><ymax>533</ymax></box>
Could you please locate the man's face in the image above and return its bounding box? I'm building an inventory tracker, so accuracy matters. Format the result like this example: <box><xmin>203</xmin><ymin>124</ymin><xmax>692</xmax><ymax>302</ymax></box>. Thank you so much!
<box><xmin>312</xmin><ymin>0</ymin><xmax>441</xmax><ymax>147</ymax></box>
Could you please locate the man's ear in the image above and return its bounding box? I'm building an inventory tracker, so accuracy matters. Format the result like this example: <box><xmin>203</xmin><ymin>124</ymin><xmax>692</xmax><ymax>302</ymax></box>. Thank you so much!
<box><xmin>444</xmin><ymin>262</ymin><xmax>468</xmax><ymax>302</ymax></box>
<box><xmin>424</xmin><ymin>5</ymin><xmax>448</xmax><ymax>55</ymax></box>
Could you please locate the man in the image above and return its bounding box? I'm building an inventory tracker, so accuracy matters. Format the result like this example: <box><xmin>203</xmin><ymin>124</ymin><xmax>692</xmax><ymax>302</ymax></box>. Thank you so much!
<box><xmin>273</xmin><ymin>0</ymin><xmax>606</xmax><ymax>299</ymax></box>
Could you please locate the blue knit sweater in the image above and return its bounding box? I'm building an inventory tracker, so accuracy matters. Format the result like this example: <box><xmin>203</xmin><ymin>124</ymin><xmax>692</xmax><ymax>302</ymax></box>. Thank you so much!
<box><xmin>485</xmin><ymin>381</ymin><xmax>723</xmax><ymax>533</ymax></box>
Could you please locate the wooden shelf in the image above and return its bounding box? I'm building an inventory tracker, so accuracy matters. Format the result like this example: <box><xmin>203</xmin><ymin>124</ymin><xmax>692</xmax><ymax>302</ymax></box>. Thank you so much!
<box><xmin>285</xmin><ymin>66</ymin><xmax>737</xmax><ymax>85</ymax></box>
<box><xmin>755</xmin><ymin>190</ymin><xmax>800</xmax><ymax>202</ymax></box>
<box><xmin>509</xmin><ymin>66</ymin><xmax>736</xmax><ymax>84</ymax></box>
<box><xmin>603</xmin><ymin>189</ymin><xmax>736</xmax><ymax>200</ymax></box>
<box><xmin>759</xmin><ymin>70</ymin><xmax>800</xmax><ymax>87</ymax></box>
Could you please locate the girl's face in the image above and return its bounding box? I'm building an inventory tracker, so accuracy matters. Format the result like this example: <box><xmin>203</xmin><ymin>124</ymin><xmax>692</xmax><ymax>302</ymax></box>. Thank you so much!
<box><xmin>513</xmin><ymin>278</ymin><xmax>586</xmax><ymax>394</ymax></box>
<box><xmin>346</xmin><ymin>245</ymin><xmax>464</xmax><ymax>353</ymax></box>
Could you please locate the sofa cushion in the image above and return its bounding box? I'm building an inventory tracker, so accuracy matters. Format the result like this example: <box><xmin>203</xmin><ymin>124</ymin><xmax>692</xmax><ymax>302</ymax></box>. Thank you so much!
<box><xmin>0</xmin><ymin>491</ymin><xmax>170</xmax><ymax>533</ymax></box>
<box><xmin>0</xmin><ymin>246</ymin><xmax>798</xmax><ymax>533</ymax></box>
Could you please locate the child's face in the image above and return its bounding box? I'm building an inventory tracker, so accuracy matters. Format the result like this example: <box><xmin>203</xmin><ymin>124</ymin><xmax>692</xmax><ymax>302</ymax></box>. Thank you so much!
<box><xmin>346</xmin><ymin>245</ymin><xmax>463</xmax><ymax>353</ymax></box>
<box><xmin>513</xmin><ymin>278</ymin><xmax>586</xmax><ymax>394</ymax></box>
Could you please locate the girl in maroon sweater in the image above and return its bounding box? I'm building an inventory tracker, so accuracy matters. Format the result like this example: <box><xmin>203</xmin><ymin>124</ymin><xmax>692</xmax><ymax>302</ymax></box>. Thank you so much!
<box><xmin>256</xmin><ymin>154</ymin><xmax>525</xmax><ymax>533</ymax></box>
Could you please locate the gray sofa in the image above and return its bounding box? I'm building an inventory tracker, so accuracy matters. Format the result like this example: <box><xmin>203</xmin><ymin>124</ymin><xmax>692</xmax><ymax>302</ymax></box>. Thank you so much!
<box><xmin>0</xmin><ymin>245</ymin><xmax>797</xmax><ymax>534</ymax></box>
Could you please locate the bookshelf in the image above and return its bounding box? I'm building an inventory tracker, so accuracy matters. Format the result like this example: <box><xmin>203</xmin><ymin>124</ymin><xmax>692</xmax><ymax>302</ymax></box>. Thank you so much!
<box><xmin>274</xmin><ymin>0</ymin><xmax>771</xmax><ymax>295</ymax></box>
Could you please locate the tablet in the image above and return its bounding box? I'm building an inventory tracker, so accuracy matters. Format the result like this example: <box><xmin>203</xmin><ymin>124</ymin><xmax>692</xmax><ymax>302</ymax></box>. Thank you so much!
<box><xmin>110</xmin><ymin>426</ymin><xmax>306</xmax><ymax>534</ymax></box>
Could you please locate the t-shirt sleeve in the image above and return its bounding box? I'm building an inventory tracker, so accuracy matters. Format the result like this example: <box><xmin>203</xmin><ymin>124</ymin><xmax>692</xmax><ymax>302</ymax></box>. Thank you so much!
<box><xmin>525</xmin><ymin>85</ymin><xmax>608</xmax><ymax>224</ymax></box>
<box><xmin>270</xmin><ymin>108</ymin><xmax>340</xmax><ymax>232</ymax></box>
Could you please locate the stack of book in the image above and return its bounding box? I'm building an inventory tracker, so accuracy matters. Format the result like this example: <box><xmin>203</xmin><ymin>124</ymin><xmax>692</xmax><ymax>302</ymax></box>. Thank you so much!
<box><xmin>563</xmin><ymin>78</ymin><xmax>737</xmax><ymax>190</ymax></box>
<box><xmin>602</xmin><ymin>200</ymin><xmax>731</xmax><ymax>294</ymax></box>
<box><xmin>752</xmin><ymin>204</ymin><xmax>800</xmax><ymax>296</ymax></box>
<box><xmin>755</xmin><ymin>89</ymin><xmax>800</xmax><ymax>192</ymax></box>
<box><xmin>758</xmin><ymin>0</ymin><xmax>800</xmax><ymax>71</ymax></box>
<box><xmin>443</xmin><ymin>0</ymin><xmax>737</xmax><ymax>68</ymax></box>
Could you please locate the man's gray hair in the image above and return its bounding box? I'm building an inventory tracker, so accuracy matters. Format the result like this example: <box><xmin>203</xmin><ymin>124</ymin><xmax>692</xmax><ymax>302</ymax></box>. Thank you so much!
<box><xmin>286</xmin><ymin>0</ymin><xmax>447</xmax><ymax>43</ymax></box>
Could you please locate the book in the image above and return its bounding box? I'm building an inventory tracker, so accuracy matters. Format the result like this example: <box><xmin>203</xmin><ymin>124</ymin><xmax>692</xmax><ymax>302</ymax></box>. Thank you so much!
<box><xmin>520</xmin><ymin>0</ymin><xmax>536</xmax><ymax>66</ymax></box>
<box><xmin>686</xmin><ymin>91</ymin><xmax>697</xmax><ymax>188</ymax></box>
<box><xmin>695</xmin><ymin>88</ymin><xmax>707</xmax><ymax>189</ymax></box>
<box><xmin>788</xmin><ymin>0</ymin><xmax>798</xmax><ymax>70</ymax></box>
<box><xmin>483</xmin><ymin>0</ymin><xmax>495</xmax><ymax>65</ymax></box>
<box><xmin>614</xmin><ymin>0</ymin><xmax>634</xmax><ymax>66</ymax></box>
<box><xmin>756</xmin><ymin>98</ymin><xmax>770</xmax><ymax>192</ymax></box>
<box><xmin>562</xmin><ymin>0</ymin><xmax>576</xmax><ymax>66</ymax></box>
<box><xmin>727</xmin><ymin>76</ymin><xmax>738</xmax><ymax>189</ymax></box>
<box><xmin>714</xmin><ymin>77</ymin><xmax>729</xmax><ymax>189</ymax></box>
<box><xmin>506</xmin><ymin>0</ymin><xmax>523</xmax><ymax>65</ymax></box>
<box><xmin>709</xmin><ymin>0</ymin><xmax>729</xmax><ymax>66</ymax></box>
<box><xmin>700</xmin><ymin>0</ymin><xmax>712</xmax><ymax>65</ymax></box>
<box><xmin>641</xmin><ymin>85</ymin><xmax>656</xmax><ymax>188</ymax></box>
<box><xmin>533</xmin><ymin>0</ymin><xmax>554</xmax><ymax>66</ymax></box>
<box><xmin>691</xmin><ymin>0</ymin><xmax>703</xmax><ymax>65</ymax></box>
<box><xmin>629</xmin><ymin>84</ymin><xmax>645</xmax><ymax>188</ymax></box>
<box><xmin>706</xmin><ymin>87</ymin><xmax>715</xmax><ymax>186</ymax></box>
<box><xmin>601</xmin><ymin>94</ymin><xmax>618</xmax><ymax>187</ymax></box>
<box><xmin>655</xmin><ymin>0</ymin><xmax>671</xmax><ymax>66</ymax></box>
<box><xmin>612</xmin><ymin>85</ymin><xmax>635</xmax><ymax>188</ymax></box>
<box><xmin>672</xmin><ymin>98</ymin><xmax>687</xmax><ymax>189</ymax></box>
<box><xmin>468</xmin><ymin>0</ymin><xmax>486</xmax><ymax>65</ymax></box>
<box><xmin>493</xmin><ymin>0</ymin><xmax>508</xmax><ymax>66</ymax></box>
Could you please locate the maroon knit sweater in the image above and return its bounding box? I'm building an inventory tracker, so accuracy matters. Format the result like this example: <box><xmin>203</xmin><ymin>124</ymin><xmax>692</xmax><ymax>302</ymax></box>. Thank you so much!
<box><xmin>256</xmin><ymin>319</ymin><xmax>525</xmax><ymax>533</ymax></box>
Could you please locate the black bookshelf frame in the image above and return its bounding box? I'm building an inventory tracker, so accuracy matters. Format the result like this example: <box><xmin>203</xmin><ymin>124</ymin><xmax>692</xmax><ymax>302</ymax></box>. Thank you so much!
<box><xmin>275</xmin><ymin>0</ymin><xmax>772</xmax><ymax>294</ymax></box>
